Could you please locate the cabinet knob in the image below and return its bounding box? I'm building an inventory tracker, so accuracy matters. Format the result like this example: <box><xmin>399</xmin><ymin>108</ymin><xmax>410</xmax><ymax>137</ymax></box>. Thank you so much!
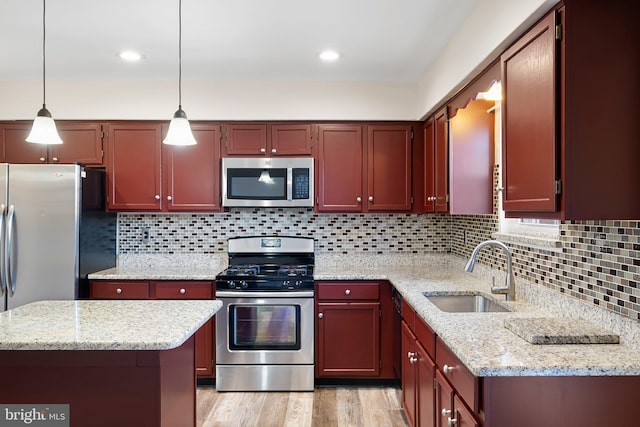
<box><xmin>51</xmin><ymin>157</ymin><xmax>59</xmax><ymax>162</ymax></box>
<box><xmin>260</xmin><ymin>148</ymin><xmax>266</xmax><ymax>153</ymax></box>
<box><xmin>271</xmin><ymin>148</ymin><xmax>277</xmax><ymax>153</ymax></box>
<box><xmin>345</xmin><ymin>289</ymin><xmax>351</xmax><ymax>295</ymax></box>
<box><xmin>116</xmin><ymin>288</ymin><xmax>122</xmax><ymax>294</ymax></box>
<box><xmin>154</xmin><ymin>195</ymin><xmax>160</xmax><ymax>200</ymax></box>
<box><xmin>447</xmin><ymin>417</ymin><xmax>458</xmax><ymax>426</ymax></box>
<box><xmin>318</xmin><ymin>313</ymin><xmax>323</xmax><ymax>319</ymax></box>
<box><xmin>179</xmin><ymin>288</ymin><xmax>186</xmax><ymax>295</ymax></box>
<box><xmin>443</xmin><ymin>364</ymin><xmax>455</xmax><ymax>374</ymax></box>
<box><xmin>407</xmin><ymin>351</ymin><xmax>415</xmax><ymax>359</ymax></box>
<box><xmin>356</xmin><ymin>197</ymin><xmax>362</xmax><ymax>203</ymax></box>
<box><xmin>167</xmin><ymin>195</ymin><xmax>173</xmax><ymax>201</ymax></box>
<box><xmin>368</xmin><ymin>196</ymin><xmax>374</xmax><ymax>202</ymax></box>
<box><xmin>442</xmin><ymin>409</ymin><xmax>452</xmax><ymax>417</ymax></box>
<box><xmin>410</xmin><ymin>356</ymin><xmax>418</xmax><ymax>363</ymax></box>
<box><xmin>39</xmin><ymin>157</ymin><xmax>46</xmax><ymax>162</ymax></box>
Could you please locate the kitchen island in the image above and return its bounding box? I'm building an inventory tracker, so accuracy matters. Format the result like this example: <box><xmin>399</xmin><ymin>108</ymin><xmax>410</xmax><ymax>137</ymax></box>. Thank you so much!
<box><xmin>0</xmin><ymin>299</ymin><xmax>221</xmax><ymax>427</ymax></box>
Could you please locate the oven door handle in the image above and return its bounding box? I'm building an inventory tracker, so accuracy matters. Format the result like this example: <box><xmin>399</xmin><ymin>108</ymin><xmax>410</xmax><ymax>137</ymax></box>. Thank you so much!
<box><xmin>216</xmin><ymin>290</ymin><xmax>314</xmax><ymax>298</ymax></box>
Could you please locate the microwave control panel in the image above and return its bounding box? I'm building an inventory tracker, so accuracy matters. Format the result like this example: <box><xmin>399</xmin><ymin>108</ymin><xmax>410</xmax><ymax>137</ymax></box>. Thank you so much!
<box><xmin>292</xmin><ymin>168</ymin><xmax>310</xmax><ymax>200</ymax></box>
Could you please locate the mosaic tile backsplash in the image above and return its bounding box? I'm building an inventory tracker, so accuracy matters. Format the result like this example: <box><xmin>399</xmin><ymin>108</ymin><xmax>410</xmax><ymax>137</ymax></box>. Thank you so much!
<box><xmin>118</xmin><ymin>209</ymin><xmax>640</xmax><ymax>322</ymax></box>
<box><xmin>118</xmin><ymin>209</ymin><xmax>451</xmax><ymax>255</ymax></box>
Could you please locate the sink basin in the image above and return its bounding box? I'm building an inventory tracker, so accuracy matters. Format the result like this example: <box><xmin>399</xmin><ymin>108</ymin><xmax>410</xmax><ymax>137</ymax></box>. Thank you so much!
<box><xmin>424</xmin><ymin>293</ymin><xmax>510</xmax><ymax>313</ymax></box>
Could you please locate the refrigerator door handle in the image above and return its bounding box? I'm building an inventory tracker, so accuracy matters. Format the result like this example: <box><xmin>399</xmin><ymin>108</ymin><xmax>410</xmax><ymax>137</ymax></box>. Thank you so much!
<box><xmin>6</xmin><ymin>204</ymin><xmax>15</xmax><ymax>296</ymax></box>
<box><xmin>0</xmin><ymin>203</ymin><xmax>5</xmax><ymax>296</ymax></box>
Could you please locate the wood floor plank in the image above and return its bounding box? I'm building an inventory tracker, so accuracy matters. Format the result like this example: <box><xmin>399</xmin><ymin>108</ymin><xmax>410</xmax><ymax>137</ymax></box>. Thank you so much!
<box><xmin>197</xmin><ymin>386</ymin><xmax>409</xmax><ymax>427</ymax></box>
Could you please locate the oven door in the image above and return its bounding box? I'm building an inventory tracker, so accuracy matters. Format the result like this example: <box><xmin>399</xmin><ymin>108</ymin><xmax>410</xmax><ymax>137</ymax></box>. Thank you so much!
<box><xmin>216</xmin><ymin>291</ymin><xmax>314</xmax><ymax>365</ymax></box>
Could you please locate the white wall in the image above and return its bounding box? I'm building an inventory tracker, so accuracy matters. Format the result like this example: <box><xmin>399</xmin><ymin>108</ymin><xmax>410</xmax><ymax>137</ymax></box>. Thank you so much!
<box><xmin>0</xmin><ymin>0</ymin><xmax>560</xmax><ymax>122</ymax></box>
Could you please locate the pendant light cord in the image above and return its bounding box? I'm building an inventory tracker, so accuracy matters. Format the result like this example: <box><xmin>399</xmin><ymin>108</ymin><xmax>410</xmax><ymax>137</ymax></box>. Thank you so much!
<box><xmin>178</xmin><ymin>0</ymin><xmax>182</xmax><ymax>109</ymax></box>
<box><xmin>42</xmin><ymin>0</ymin><xmax>46</xmax><ymax>108</ymax></box>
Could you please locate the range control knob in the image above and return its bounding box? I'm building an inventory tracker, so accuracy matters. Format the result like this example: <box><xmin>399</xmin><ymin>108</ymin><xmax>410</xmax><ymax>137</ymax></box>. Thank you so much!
<box><xmin>228</xmin><ymin>281</ymin><xmax>236</xmax><ymax>289</ymax></box>
<box><xmin>295</xmin><ymin>280</ymin><xmax>303</xmax><ymax>288</ymax></box>
<box><xmin>283</xmin><ymin>280</ymin><xmax>291</xmax><ymax>289</ymax></box>
<box><xmin>240</xmin><ymin>281</ymin><xmax>249</xmax><ymax>290</ymax></box>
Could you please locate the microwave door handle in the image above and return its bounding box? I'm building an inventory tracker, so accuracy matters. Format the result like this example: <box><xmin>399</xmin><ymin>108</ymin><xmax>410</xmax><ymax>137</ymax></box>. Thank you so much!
<box><xmin>287</xmin><ymin>168</ymin><xmax>293</xmax><ymax>201</ymax></box>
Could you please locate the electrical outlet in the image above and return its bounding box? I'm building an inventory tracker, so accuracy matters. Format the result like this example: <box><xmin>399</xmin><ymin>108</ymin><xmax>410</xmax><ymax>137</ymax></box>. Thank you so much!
<box><xmin>142</xmin><ymin>227</ymin><xmax>150</xmax><ymax>241</ymax></box>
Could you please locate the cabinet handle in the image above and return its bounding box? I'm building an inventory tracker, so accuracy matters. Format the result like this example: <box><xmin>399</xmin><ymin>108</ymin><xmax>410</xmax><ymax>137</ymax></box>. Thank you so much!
<box><xmin>51</xmin><ymin>157</ymin><xmax>59</xmax><ymax>162</ymax></box>
<box><xmin>318</xmin><ymin>313</ymin><xmax>323</xmax><ymax>319</ymax></box>
<box><xmin>154</xmin><ymin>195</ymin><xmax>160</xmax><ymax>200</ymax></box>
<box><xmin>167</xmin><ymin>196</ymin><xmax>173</xmax><ymax>201</ymax></box>
<box><xmin>271</xmin><ymin>148</ymin><xmax>277</xmax><ymax>153</ymax></box>
<box><xmin>260</xmin><ymin>148</ymin><xmax>266</xmax><ymax>153</ymax></box>
<box><xmin>39</xmin><ymin>157</ymin><xmax>46</xmax><ymax>162</ymax></box>
<box><xmin>116</xmin><ymin>288</ymin><xmax>122</xmax><ymax>294</ymax></box>
<box><xmin>345</xmin><ymin>289</ymin><xmax>351</xmax><ymax>295</ymax></box>
<box><xmin>356</xmin><ymin>197</ymin><xmax>362</xmax><ymax>203</ymax></box>
<box><xmin>368</xmin><ymin>196</ymin><xmax>374</xmax><ymax>202</ymax></box>
<box><xmin>442</xmin><ymin>409</ymin><xmax>452</xmax><ymax>417</ymax></box>
<box><xmin>407</xmin><ymin>351</ymin><xmax>415</xmax><ymax>359</ymax></box>
<box><xmin>447</xmin><ymin>417</ymin><xmax>458</xmax><ymax>426</ymax></box>
<box><xmin>410</xmin><ymin>356</ymin><xmax>418</xmax><ymax>363</ymax></box>
<box><xmin>179</xmin><ymin>288</ymin><xmax>186</xmax><ymax>295</ymax></box>
<box><xmin>443</xmin><ymin>364</ymin><xmax>454</xmax><ymax>374</ymax></box>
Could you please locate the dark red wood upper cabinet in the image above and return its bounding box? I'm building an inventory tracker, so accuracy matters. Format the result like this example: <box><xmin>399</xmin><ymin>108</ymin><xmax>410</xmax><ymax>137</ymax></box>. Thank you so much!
<box><xmin>163</xmin><ymin>124</ymin><xmax>222</xmax><ymax>212</ymax></box>
<box><xmin>269</xmin><ymin>124</ymin><xmax>312</xmax><ymax>156</ymax></box>
<box><xmin>422</xmin><ymin>118</ymin><xmax>436</xmax><ymax>213</ymax></box>
<box><xmin>222</xmin><ymin>124</ymin><xmax>267</xmax><ymax>156</ymax></box>
<box><xmin>501</xmin><ymin>11</ymin><xmax>558</xmax><ymax>214</ymax></box>
<box><xmin>105</xmin><ymin>123</ymin><xmax>162</xmax><ymax>211</ymax></box>
<box><xmin>316</xmin><ymin>124</ymin><xmax>364</xmax><ymax>212</ymax></box>
<box><xmin>367</xmin><ymin>125</ymin><xmax>412</xmax><ymax>212</ymax></box>
<box><xmin>0</xmin><ymin>122</ymin><xmax>103</xmax><ymax>165</ymax></box>
<box><xmin>434</xmin><ymin>109</ymin><xmax>449</xmax><ymax>213</ymax></box>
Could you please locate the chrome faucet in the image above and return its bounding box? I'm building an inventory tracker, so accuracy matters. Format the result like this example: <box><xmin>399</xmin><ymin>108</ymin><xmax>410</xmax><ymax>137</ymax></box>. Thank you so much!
<box><xmin>464</xmin><ymin>240</ymin><xmax>516</xmax><ymax>301</ymax></box>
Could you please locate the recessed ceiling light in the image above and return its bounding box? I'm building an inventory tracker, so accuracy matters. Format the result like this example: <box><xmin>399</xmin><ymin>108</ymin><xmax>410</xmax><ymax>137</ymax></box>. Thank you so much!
<box><xmin>119</xmin><ymin>50</ymin><xmax>144</xmax><ymax>62</ymax></box>
<box><xmin>319</xmin><ymin>50</ymin><xmax>340</xmax><ymax>62</ymax></box>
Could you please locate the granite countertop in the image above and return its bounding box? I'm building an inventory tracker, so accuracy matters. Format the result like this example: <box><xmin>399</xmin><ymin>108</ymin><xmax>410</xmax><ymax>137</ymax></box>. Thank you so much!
<box><xmin>0</xmin><ymin>300</ymin><xmax>222</xmax><ymax>351</ymax></box>
<box><xmin>88</xmin><ymin>265</ymin><xmax>220</xmax><ymax>281</ymax></box>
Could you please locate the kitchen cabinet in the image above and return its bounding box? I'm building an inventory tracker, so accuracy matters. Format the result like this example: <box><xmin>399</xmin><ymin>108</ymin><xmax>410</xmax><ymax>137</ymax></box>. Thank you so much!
<box><xmin>315</xmin><ymin>281</ymin><xmax>395</xmax><ymax>379</ymax></box>
<box><xmin>0</xmin><ymin>121</ymin><xmax>104</xmax><ymax>165</ymax></box>
<box><xmin>316</xmin><ymin>124</ymin><xmax>414</xmax><ymax>213</ymax></box>
<box><xmin>105</xmin><ymin>122</ymin><xmax>222</xmax><ymax>212</ymax></box>
<box><xmin>316</xmin><ymin>124</ymin><xmax>364</xmax><ymax>212</ymax></box>
<box><xmin>89</xmin><ymin>280</ymin><xmax>216</xmax><ymax>378</ymax></box>
<box><xmin>222</xmin><ymin>123</ymin><xmax>312</xmax><ymax>156</ymax></box>
<box><xmin>501</xmin><ymin>1</ymin><xmax>640</xmax><ymax>219</ymax></box>
<box><xmin>401</xmin><ymin>302</ymin><xmax>437</xmax><ymax>427</ymax></box>
<box><xmin>417</xmin><ymin>111</ymin><xmax>448</xmax><ymax>214</ymax></box>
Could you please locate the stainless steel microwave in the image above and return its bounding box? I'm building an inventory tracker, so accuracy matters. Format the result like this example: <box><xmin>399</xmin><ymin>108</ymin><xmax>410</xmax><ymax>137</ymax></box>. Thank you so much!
<box><xmin>222</xmin><ymin>157</ymin><xmax>314</xmax><ymax>207</ymax></box>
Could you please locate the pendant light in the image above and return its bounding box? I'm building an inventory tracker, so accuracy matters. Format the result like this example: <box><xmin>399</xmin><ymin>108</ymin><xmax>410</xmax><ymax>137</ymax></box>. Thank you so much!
<box><xmin>163</xmin><ymin>0</ymin><xmax>197</xmax><ymax>146</ymax></box>
<box><xmin>26</xmin><ymin>0</ymin><xmax>62</xmax><ymax>145</ymax></box>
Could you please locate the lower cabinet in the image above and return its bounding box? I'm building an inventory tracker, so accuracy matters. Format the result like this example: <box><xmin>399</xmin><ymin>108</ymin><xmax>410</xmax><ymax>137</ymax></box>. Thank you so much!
<box><xmin>315</xmin><ymin>281</ymin><xmax>395</xmax><ymax>378</ymax></box>
<box><xmin>90</xmin><ymin>280</ymin><xmax>215</xmax><ymax>378</ymax></box>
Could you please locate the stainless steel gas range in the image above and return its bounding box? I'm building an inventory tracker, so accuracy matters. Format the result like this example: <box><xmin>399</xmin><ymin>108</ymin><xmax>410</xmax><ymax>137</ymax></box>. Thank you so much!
<box><xmin>215</xmin><ymin>236</ymin><xmax>315</xmax><ymax>392</ymax></box>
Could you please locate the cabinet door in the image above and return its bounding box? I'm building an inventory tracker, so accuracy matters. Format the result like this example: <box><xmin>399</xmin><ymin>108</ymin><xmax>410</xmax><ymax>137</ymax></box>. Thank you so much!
<box><xmin>316</xmin><ymin>124</ymin><xmax>364</xmax><ymax>212</ymax></box>
<box><xmin>366</xmin><ymin>125</ymin><xmax>412</xmax><ymax>212</ymax></box>
<box><xmin>453</xmin><ymin>395</ymin><xmax>479</xmax><ymax>427</ymax></box>
<box><xmin>401</xmin><ymin>321</ymin><xmax>417</xmax><ymax>427</ymax></box>
<box><xmin>223</xmin><ymin>124</ymin><xmax>267</xmax><ymax>156</ymax></box>
<box><xmin>0</xmin><ymin>123</ymin><xmax>48</xmax><ymax>163</ymax></box>
<box><xmin>194</xmin><ymin>318</ymin><xmax>214</xmax><ymax>377</ymax></box>
<box><xmin>105</xmin><ymin>123</ymin><xmax>162</xmax><ymax>211</ymax></box>
<box><xmin>434</xmin><ymin>109</ymin><xmax>449</xmax><ymax>213</ymax></box>
<box><xmin>316</xmin><ymin>302</ymin><xmax>380</xmax><ymax>377</ymax></box>
<box><xmin>51</xmin><ymin>123</ymin><xmax>104</xmax><ymax>166</ymax></box>
<box><xmin>417</xmin><ymin>340</ymin><xmax>436</xmax><ymax>427</ymax></box>
<box><xmin>270</xmin><ymin>124</ymin><xmax>312</xmax><ymax>156</ymax></box>
<box><xmin>423</xmin><ymin>118</ymin><xmax>436</xmax><ymax>212</ymax></box>
<box><xmin>163</xmin><ymin>124</ymin><xmax>222</xmax><ymax>212</ymax></box>
<box><xmin>436</xmin><ymin>370</ymin><xmax>455</xmax><ymax>427</ymax></box>
<box><xmin>501</xmin><ymin>12</ymin><xmax>558</xmax><ymax>213</ymax></box>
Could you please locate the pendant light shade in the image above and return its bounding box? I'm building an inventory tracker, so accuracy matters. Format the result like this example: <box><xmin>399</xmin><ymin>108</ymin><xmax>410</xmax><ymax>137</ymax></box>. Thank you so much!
<box><xmin>26</xmin><ymin>0</ymin><xmax>63</xmax><ymax>145</ymax></box>
<box><xmin>163</xmin><ymin>0</ymin><xmax>196</xmax><ymax>146</ymax></box>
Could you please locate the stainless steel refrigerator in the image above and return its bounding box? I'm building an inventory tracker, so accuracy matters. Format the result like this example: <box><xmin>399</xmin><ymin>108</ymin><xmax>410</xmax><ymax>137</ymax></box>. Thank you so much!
<box><xmin>0</xmin><ymin>164</ymin><xmax>116</xmax><ymax>311</ymax></box>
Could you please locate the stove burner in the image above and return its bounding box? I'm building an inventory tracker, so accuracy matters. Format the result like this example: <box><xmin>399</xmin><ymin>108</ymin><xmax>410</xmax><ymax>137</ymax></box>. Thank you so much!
<box><xmin>277</xmin><ymin>265</ymin><xmax>308</xmax><ymax>276</ymax></box>
<box><xmin>224</xmin><ymin>264</ymin><xmax>260</xmax><ymax>276</ymax></box>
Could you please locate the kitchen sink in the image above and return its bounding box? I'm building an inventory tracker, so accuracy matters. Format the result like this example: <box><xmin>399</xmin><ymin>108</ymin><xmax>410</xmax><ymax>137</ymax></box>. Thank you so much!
<box><xmin>424</xmin><ymin>293</ymin><xmax>511</xmax><ymax>313</ymax></box>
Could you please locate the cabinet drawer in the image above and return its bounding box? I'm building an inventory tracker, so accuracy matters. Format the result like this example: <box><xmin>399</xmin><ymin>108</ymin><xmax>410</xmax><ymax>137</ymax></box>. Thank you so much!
<box><xmin>90</xmin><ymin>281</ymin><xmax>149</xmax><ymax>299</ymax></box>
<box><xmin>316</xmin><ymin>282</ymin><xmax>380</xmax><ymax>300</ymax></box>
<box><xmin>154</xmin><ymin>282</ymin><xmax>213</xmax><ymax>299</ymax></box>
<box><xmin>415</xmin><ymin>315</ymin><xmax>436</xmax><ymax>359</ymax></box>
<box><xmin>436</xmin><ymin>337</ymin><xmax>478</xmax><ymax>413</ymax></box>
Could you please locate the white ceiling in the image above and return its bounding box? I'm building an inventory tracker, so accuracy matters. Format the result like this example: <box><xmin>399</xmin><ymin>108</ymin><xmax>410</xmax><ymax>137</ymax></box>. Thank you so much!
<box><xmin>0</xmin><ymin>0</ymin><xmax>480</xmax><ymax>83</ymax></box>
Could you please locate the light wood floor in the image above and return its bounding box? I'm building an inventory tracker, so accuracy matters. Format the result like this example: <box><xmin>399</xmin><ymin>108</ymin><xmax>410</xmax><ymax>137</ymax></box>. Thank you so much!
<box><xmin>197</xmin><ymin>386</ymin><xmax>409</xmax><ymax>427</ymax></box>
